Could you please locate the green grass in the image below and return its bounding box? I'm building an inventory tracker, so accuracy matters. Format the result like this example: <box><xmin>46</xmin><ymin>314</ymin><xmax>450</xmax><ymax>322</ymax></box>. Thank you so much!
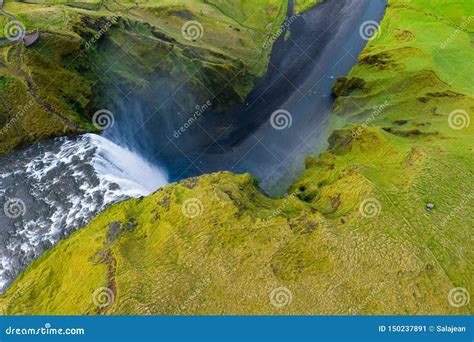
<box><xmin>294</xmin><ymin>0</ymin><xmax>322</xmax><ymax>14</ymax></box>
<box><xmin>0</xmin><ymin>0</ymin><xmax>288</xmax><ymax>154</ymax></box>
<box><xmin>1</xmin><ymin>0</ymin><xmax>473</xmax><ymax>315</ymax></box>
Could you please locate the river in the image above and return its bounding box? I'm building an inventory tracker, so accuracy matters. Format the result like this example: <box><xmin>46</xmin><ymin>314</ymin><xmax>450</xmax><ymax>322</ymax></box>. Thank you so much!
<box><xmin>103</xmin><ymin>0</ymin><xmax>388</xmax><ymax>195</ymax></box>
<box><xmin>0</xmin><ymin>0</ymin><xmax>387</xmax><ymax>291</ymax></box>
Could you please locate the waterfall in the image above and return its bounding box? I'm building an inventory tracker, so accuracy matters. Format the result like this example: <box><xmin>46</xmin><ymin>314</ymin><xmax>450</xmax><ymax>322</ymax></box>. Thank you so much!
<box><xmin>0</xmin><ymin>134</ymin><xmax>167</xmax><ymax>291</ymax></box>
<box><xmin>92</xmin><ymin>134</ymin><xmax>167</xmax><ymax>199</ymax></box>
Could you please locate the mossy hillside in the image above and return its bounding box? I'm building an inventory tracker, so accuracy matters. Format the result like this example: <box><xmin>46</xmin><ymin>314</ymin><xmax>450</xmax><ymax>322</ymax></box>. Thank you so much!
<box><xmin>90</xmin><ymin>0</ymin><xmax>289</xmax><ymax>115</ymax></box>
<box><xmin>0</xmin><ymin>2</ymin><xmax>112</xmax><ymax>153</ymax></box>
<box><xmin>0</xmin><ymin>3</ymin><xmax>117</xmax><ymax>154</ymax></box>
<box><xmin>91</xmin><ymin>21</ymin><xmax>253</xmax><ymax>114</ymax></box>
<box><xmin>130</xmin><ymin>0</ymin><xmax>289</xmax><ymax>76</ymax></box>
<box><xmin>294</xmin><ymin>0</ymin><xmax>322</xmax><ymax>14</ymax></box>
<box><xmin>1</xmin><ymin>0</ymin><xmax>473</xmax><ymax>315</ymax></box>
<box><xmin>1</xmin><ymin>173</ymin><xmax>316</xmax><ymax>315</ymax></box>
<box><xmin>311</xmin><ymin>0</ymin><xmax>474</xmax><ymax>304</ymax></box>
<box><xmin>0</xmin><ymin>0</ymin><xmax>288</xmax><ymax>154</ymax></box>
<box><xmin>6</xmin><ymin>0</ymin><xmax>290</xmax><ymax>85</ymax></box>
<box><xmin>1</xmin><ymin>145</ymin><xmax>471</xmax><ymax>314</ymax></box>
<box><xmin>324</xmin><ymin>0</ymin><xmax>474</xmax><ymax>218</ymax></box>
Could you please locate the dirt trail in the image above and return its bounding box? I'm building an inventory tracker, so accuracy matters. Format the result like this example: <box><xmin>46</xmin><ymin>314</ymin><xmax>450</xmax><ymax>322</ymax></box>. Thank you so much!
<box><xmin>18</xmin><ymin>49</ymin><xmax>80</xmax><ymax>129</ymax></box>
<box><xmin>99</xmin><ymin>249</ymin><xmax>117</xmax><ymax>315</ymax></box>
<box><xmin>13</xmin><ymin>44</ymin><xmax>80</xmax><ymax>129</ymax></box>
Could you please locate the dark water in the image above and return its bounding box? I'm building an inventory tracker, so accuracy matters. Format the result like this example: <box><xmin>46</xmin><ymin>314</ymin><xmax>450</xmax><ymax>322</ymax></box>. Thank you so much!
<box><xmin>0</xmin><ymin>134</ymin><xmax>166</xmax><ymax>291</ymax></box>
<box><xmin>0</xmin><ymin>0</ymin><xmax>387</xmax><ymax>291</ymax></box>
<box><xmin>105</xmin><ymin>0</ymin><xmax>388</xmax><ymax>195</ymax></box>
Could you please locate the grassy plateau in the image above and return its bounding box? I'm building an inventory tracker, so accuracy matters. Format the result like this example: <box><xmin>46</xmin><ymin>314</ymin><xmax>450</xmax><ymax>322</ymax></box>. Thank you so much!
<box><xmin>0</xmin><ymin>0</ymin><xmax>472</xmax><ymax>315</ymax></box>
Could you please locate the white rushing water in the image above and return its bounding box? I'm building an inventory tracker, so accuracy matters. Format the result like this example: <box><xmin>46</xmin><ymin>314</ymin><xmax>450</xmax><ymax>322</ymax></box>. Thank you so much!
<box><xmin>0</xmin><ymin>133</ymin><xmax>167</xmax><ymax>291</ymax></box>
<box><xmin>92</xmin><ymin>134</ymin><xmax>168</xmax><ymax>200</ymax></box>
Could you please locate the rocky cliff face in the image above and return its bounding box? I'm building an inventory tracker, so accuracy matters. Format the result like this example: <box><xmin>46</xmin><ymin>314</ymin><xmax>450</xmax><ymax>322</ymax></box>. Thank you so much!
<box><xmin>1</xmin><ymin>0</ymin><xmax>472</xmax><ymax>315</ymax></box>
<box><xmin>0</xmin><ymin>0</ymin><xmax>288</xmax><ymax>155</ymax></box>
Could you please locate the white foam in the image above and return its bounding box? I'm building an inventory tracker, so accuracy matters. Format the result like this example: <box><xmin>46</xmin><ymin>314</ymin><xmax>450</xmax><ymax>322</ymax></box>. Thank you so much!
<box><xmin>0</xmin><ymin>134</ymin><xmax>168</xmax><ymax>291</ymax></box>
<box><xmin>90</xmin><ymin>134</ymin><xmax>168</xmax><ymax>199</ymax></box>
